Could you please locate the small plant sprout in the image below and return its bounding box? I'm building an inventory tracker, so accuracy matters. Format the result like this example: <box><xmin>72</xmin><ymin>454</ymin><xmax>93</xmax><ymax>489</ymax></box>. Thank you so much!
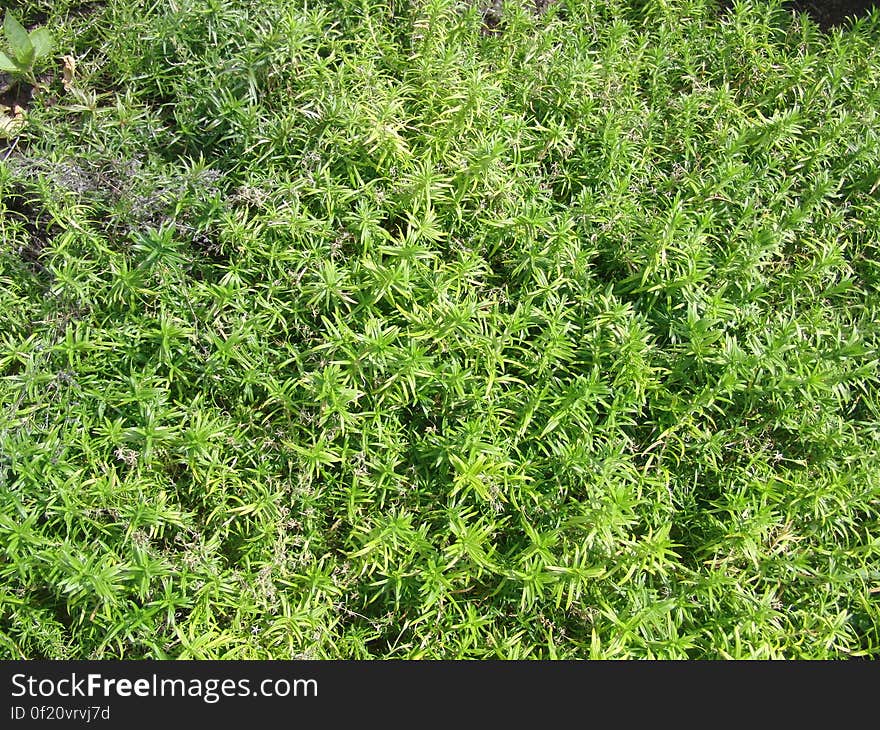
<box><xmin>0</xmin><ymin>11</ymin><xmax>53</xmax><ymax>87</ymax></box>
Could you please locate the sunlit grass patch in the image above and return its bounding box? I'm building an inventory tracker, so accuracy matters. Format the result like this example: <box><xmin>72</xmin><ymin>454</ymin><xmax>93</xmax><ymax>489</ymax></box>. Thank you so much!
<box><xmin>1</xmin><ymin>0</ymin><xmax>879</xmax><ymax>658</ymax></box>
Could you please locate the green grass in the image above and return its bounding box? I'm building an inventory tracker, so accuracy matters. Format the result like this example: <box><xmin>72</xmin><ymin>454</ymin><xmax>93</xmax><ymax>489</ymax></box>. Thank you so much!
<box><xmin>1</xmin><ymin>0</ymin><xmax>879</xmax><ymax>659</ymax></box>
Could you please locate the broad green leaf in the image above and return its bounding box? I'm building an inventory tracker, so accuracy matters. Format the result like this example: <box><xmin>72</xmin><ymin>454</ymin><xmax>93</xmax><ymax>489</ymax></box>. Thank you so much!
<box><xmin>0</xmin><ymin>49</ymin><xmax>20</xmax><ymax>72</ymax></box>
<box><xmin>28</xmin><ymin>28</ymin><xmax>52</xmax><ymax>59</ymax></box>
<box><xmin>4</xmin><ymin>12</ymin><xmax>34</xmax><ymax>67</ymax></box>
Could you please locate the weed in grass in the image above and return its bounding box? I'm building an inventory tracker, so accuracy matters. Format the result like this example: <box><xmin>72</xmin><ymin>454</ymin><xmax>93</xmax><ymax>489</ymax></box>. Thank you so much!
<box><xmin>0</xmin><ymin>11</ymin><xmax>53</xmax><ymax>89</ymax></box>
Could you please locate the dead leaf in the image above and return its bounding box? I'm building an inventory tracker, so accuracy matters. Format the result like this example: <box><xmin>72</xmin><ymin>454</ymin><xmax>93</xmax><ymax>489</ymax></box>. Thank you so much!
<box><xmin>0</xmin><ymin>103</ymin><xmax>26</xmax><ymax>138</ymax></box>
<box><xmin>62</xmin><ymin>54</ymin><xmax>76</xmax><ymax>91</ymax></box>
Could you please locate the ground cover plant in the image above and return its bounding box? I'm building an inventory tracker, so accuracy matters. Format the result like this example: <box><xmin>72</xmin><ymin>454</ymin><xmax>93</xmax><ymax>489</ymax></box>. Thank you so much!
<box><xmin>0</xmin><ymin>0</ymin><xmax>879</xmax><ymax>659</ymax></box>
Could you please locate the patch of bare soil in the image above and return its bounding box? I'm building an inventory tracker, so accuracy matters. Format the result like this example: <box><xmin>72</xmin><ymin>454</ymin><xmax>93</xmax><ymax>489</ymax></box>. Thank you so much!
<box><xmin>0</xmin><ymin>75</ymin><xmax>35</xmax><ymax>115</ymax></box>
<box><xmin>715</xmin><ymin>0</ymin><xmax>879</xmax><ymax>29</ymax></box>
<box><xmin>786</xmin><ymin>0</ymin><xmax>878</xmax><ymax>29</ymax></box>
<box><xmin>1</xmin><ymin>184</ymin><xmax>59</xmax><ymax>274</ymax></box>
<box><xmin>477</xmin><ymin>0</ymin><xmax>559</xmax><ymax>34</ymax></box>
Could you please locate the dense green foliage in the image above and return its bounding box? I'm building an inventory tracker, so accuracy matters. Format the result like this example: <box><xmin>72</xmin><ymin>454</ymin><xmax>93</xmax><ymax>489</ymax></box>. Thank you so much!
<box><xmin>1</xmin><ymin>0</ymin><xmax>879</xmax><ymax>658</ymax></box>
